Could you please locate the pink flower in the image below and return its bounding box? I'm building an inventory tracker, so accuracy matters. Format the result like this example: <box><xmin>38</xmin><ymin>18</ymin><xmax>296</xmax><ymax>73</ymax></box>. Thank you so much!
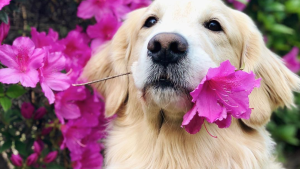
<box><xmin>41</xmin><ymin>126</ymin><xmax>53</xmax><ymax>135</ymax></box>
<box><xmin>26</xmin><ymin>153</ymin><xmax>38</xmax><ymax>166</ymax></box>
<box><xmin>54</xmin><ymin>86</ymin><xmax>86</xmax><ymax>124</ymax></box>
<box><xmin>31</xmin><ymin>27</ymin><xmax>64</xmax><ymax>53</ymax></box>
<box><xmin>72</xmin><ymin>89</ymin><xmax>105</xmax><ymax>127</ymax></box>
<box><xmin>0</xmin><ymin>37</ymin><xmax>46</xmax><ymax>87</ymax></box>
<box><xmin>39</xmin><ymin>52</ymin><xmax>70</xmax><ymax>104</ymax></box>
<box><xmin>44</xmin><ymin>151</ymin><xmax>58</xmax><ymax>163</ymax></box>
<box><xmin>77</xmin><ymin>0</ymin><xmax>127</xmax><ymax>21</ymax></box>
<box><xmin>21</xmin><ymin>102</ymin><xmax>34</xmax><ymax>119</ymax></box>
<box><xmin>10</xmin><ymin>154</ymin><xmax>23</xmax><ymax>167</ymax></box>
<box><xmin>34</xmin><ymin>107</ymin><xmax>47</xmax><ymax>120</ymax></box>
<box><xmin>227</xmin><ymin>0</ymin><xmax>250</xmax><ymax>11</ymax></box>
<box><xmin>71</xmin><ymin>143</ymin><xmax>103</xmax><ymax>169</ymax></box>
<box><xmin>124</xmin><ymin>0</ymin><xmax>151</xmax><ymax>10</ymax></box>
<box><xmin>59</xmin><ymin>27</ymin><xmax>91</xmax><ymax>80</ymax></box>
<box><xmin>87</xmin><ymin>15</ymin><xmax>121</xmax><ymax>52</ymax></box>
<box><xmin>60</xmin><ymin>120</ymin><xmax>92</xmax><ymax>154</ymax></box>
<box><xmin>182</xmin><ymin>60</ymin><xmax>261</xmax><ymax>134</ymax></box>
<box><xmin>282</xmin><ymin>47</ymin><xmax>300</xmax><ymax>73</ymax></box>
<box><xmin>0</xmin><ymin>0</ymin><xmax>10</xmax><ymax>10</ymax></box>
<box><xmin>33</xmin><ymin>140</ymin><xmax>43</xmax><ymax>155</ymax></box>
<box><xmin>0</xmin><ymin>21</ymin><xmax>9</xmax><ymax>44</ymax></box>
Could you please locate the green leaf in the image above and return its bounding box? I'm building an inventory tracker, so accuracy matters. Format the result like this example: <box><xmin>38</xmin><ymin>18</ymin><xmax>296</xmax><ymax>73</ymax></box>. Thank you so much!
<box><xmin>272</xmin><ymin>125</ymin><xmax>299</xmax><ymax>146</ymax></box>
<box><xmin>0</xmin><ymin>97</ymin><xmax>12</xmax><ymax>111</ymax></box>
<box><xmin>6</xmin><ymin>85</ymin><xmax>27</xmax><ymax>98</ymax></box>
<box><xmin>0</xmin><ymin>11</ymin><xmax>8</xmax><ymax>24</ymax></box>
<box><xmin>15</xmin><ymin>141</ymin><xmax>27</xmax><ymax>156</ymax></box>
<box><xmin>0</xmin><ymin>141</ymin><xmax>12</xmax><ymax>153</ymax></box>
<box><xmin>46</xmin><ymin>164</ymin><xmax>65</xmax><ymax>169</ymax></box>
<box><xmin>271</xmin><ymin>24</ymin><xmax>294</xmax><ymax>35</ymax></box>
<box><xmin>0</xmin><ymin>83</ymin><xmax>4</xmax><ymax>97</ymax></box>
<box><xmin>3</xmin><ymin>109</ymin><xmax>20</xmax><ymax>123</ymax></box>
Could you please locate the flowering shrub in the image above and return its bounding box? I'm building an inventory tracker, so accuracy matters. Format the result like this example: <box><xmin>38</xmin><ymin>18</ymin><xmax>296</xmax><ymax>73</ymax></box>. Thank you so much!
<box><xmin>0</xmin><ymin>0</ymin><xmax>299</xmax><ymax>168</ymax></box>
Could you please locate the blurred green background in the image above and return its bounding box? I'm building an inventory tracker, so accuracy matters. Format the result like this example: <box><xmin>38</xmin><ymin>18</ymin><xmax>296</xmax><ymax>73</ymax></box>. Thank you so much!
<box><xmin>244</xmin><ymin>0</ymin><xmax>300</xmax><ymax>168</ymax></box>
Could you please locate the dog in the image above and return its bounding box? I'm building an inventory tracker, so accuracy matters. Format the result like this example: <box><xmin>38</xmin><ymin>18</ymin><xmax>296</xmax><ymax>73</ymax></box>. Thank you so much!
<box><xmin>83</xmin><ymin>0</ymin><xmax>300</xmax><ymax>168</ymax></box>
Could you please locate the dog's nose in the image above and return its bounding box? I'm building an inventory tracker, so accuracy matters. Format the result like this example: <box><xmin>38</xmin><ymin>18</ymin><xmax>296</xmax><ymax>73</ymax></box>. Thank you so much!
<box><xmin>147</xmin><ymin>33</ymin><xmax>188</xmax><ymax>66</ymax></box>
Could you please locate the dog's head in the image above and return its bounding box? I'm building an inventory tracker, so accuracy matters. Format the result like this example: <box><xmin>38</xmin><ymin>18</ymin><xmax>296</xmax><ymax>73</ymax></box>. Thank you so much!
<box><xmin>83</xmin><ymin>0</ymin><xmax>300</xmax><ymax>129</ymax></box>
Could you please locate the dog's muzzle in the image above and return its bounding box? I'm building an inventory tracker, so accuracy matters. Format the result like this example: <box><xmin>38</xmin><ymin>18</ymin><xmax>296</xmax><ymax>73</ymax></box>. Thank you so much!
<box><xmin>144</xmin><ymin>33</ymin><xmax>190</xmax><ymax>91</ymax></box>
<box><xmin>147</xmin><ymin>33</ymin><xmax>188</xmax><ymax>66</ymax></box>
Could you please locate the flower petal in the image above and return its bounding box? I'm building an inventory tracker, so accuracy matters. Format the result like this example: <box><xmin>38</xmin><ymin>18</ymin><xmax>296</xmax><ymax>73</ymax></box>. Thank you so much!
<box><xmin>12</xmin><ymin>37</ymin><xmax>35</xmax><ymax>56</ymax></box>
<box><xmin>0</xmin><ymin>45</ymin><xmax>18</xmax><ymax>68</ymax></box>
<box><xmin>0</xmin><ymin>68</ymin><xmax>20</xmax><ymax>84</ymax></box>
<box><xmin>206</xmin><ymin>60</ymin><xmax>236</xmax><ymax>80</ymax></box>
<box><xmin>19</xmin><ymin>69</ymin><xmax>39</xmax><ymax>87</ymax></box>
<box><xmin>41</xmin><ymin>83</ymin><xmax>55</xmax><ymax>104</ymax></box>
<box><xmin>196</xmin><ymin>84</ymin><xmax>224</xmax><ymax>123</ymax></box>
<box><xmin>29</xmin><ymin>48</ymin><xmax>46</xmax><ymax>69</ymax></box>
<box><xmin>215</xmin><ymin>114</ymin><xmax>232</xmax><ymax>128</ymax></box>
<box><xmin>77</xmin><ymin>0</ymin><xmax>97</xmax><ymax>19</ymax></box>
<box><xmin>45</xmin><ymin>73</ymin><xmax>71</xmax><ymax>91</ymax></box>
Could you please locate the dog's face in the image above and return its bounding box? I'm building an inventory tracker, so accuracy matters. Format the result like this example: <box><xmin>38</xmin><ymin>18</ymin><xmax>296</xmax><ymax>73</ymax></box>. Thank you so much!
<box><xmin>84</xmin><ymin>0</ymin><xmax>300</xmax><ymax>128</ymax></box>
<box><xmin>131</xmin><ymin>0</ymin><xmax>246</xmax><ymax>113</ymax></box>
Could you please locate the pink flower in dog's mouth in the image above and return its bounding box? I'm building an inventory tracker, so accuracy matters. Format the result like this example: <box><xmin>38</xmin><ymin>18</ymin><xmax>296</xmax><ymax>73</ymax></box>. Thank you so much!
<box><xmin>182</xmin><ymin>60</ymin><xmax>261</xmax><ymax>134</ymax></box>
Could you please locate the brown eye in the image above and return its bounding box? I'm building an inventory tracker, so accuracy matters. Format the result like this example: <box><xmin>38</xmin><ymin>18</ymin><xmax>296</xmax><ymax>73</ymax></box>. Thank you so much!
<box><xmin>144</xmin><ymin>17</ymin><xmax>158</xmax><ymax>28</ymax></box>
<box><xmin>205</xmin><ymin>20</ymin><xmax>223</xmax><ymax>32</ymax></box>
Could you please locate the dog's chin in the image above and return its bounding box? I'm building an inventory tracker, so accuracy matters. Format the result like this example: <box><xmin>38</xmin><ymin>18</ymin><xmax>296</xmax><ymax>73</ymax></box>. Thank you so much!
<box><xmin>143</xmin><ymin>81</ymin><xmax>193</xmax><ymax>113</ymax></box>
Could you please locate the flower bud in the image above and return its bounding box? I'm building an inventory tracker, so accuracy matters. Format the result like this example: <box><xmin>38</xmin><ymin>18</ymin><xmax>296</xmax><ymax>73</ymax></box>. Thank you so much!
<box><xmin>34</xmin><ymin>107</ymin><xmax>47</xmax><ymax>120</ymax></box>
<box><xmin>43</xmin><ymin>151</ymin><xmax>58</xmax><ymax>163</ymax></box>
<box><xmin>21</xmin><ymin>102</ymin><xmax>34</xmax><ymax>119</ymax></box>
<box><xmin>33</xmin><ymin>140</ymin><xmax>43</xmax><ymax>154</ymax></box>
<box><xmin>41</xmin><ymin>127</ymin><xmax>53</xmax><ymax>135</ymax></box>
<box><xmin>26</xmin><ymin>153</ymin><xmax>38</xmax><ymax>166</ymax></box>
<box><xmin>10</xmin><ymin>154</ymin><xmax>23</xmax><ymax>167</ymax></box>
<box><xmin>0</xmin><ymin>19</ymin><xmax>9</xmax><ymax>43</ymax></box>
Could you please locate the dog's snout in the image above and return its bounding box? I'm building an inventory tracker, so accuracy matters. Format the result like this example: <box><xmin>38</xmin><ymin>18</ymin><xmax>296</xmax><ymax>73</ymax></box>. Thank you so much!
<box><xmin>147</xmin><ymin>33</ymin><xmax>188</xmax><ymax>66</ymax></box>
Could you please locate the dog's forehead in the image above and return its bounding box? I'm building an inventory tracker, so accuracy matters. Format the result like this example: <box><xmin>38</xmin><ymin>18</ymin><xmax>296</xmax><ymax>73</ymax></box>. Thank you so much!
<box><xmin>150</xmin><ymin>0</ymin><xmax>227</xmax><ymax>16</ymax></box>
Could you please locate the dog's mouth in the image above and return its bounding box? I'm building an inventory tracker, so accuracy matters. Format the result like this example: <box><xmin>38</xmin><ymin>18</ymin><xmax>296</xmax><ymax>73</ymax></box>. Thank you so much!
<box><xmin>151</xmin><ymin>74</ymin><xmax>175</xmax><ymax>89</ymax></box>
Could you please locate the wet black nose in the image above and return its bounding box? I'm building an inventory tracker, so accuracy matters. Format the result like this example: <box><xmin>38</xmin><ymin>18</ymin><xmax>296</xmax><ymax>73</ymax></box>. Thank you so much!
<box><xmin>147</xmin><ymin>33</ymin><xmax>188</xmax><ymax>66</ymax></box>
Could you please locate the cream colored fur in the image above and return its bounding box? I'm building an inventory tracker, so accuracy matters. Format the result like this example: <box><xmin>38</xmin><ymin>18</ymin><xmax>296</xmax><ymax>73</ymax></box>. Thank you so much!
<box><xmin>83</xmin><ymin>0</ymin><xmax>300</xmax><ymax>168</ymax></box>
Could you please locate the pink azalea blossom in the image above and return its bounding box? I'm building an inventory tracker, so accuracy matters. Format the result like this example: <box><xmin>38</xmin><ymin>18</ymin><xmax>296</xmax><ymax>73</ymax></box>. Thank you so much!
<box><xmin>0</xmin><ymin>37</ymin><xmax>46</xmax><ymax>87</ymax></box>
<box><xmin>182</xmin><ymin>60</ymin><xmax>261</xmax><ymax>134</ymax></box>
<box><xmin>124</xmin><ymin>0</ymin><xmax>151</xmax><ymax>10</ymax></box>
<box><xmin>26</xmin><ymin>153</ymin><xmax>38</xmax><ymax>166</ymax></box>
<box><xmin>34</xmin><ymin>107</ymin><xmax>47</xmax><ymax>120</ymax></box>
<box><xmin>39</xmin><ymin>52</ymin><xmax>70</xmax><ymax>104</ymax></box>
<box><xmin>31</xmin><ymin>27</ymin><xmax>65</xmax><ymax>53</ymax></box>
<box><xmin>227</xmin><ymin>0</ymin><xmax>250</xmax><ymax>11</ymax></box>
<box><xmin>21</xmin><ymin>102</ymin><xmax>34</xmax><ymax>119</ymax></box>
<box><xmin>44</xmin><ymin>151</ymin><xmax>58</xmax><ymax>163</ymax></box>
<box><xmin>10</xmin><ymin>154</ymin><xmax>23</xmax><ymax>167</ymax></box>
<box><xmin>0</xmin><ymin>21</ymin><xmax>9</xmax><ymax>44</ymax></box>
<box><xmin>71</xmin><ymin>143</ymin><xmax>103</xmax><ymax>169</ymax></box>
<box><xmin>87</xmin><ymin>15</ymin><xmax>121</xmax><ymax>52</ymax></box>
<box><xmin>54</xmin><ymin>86</ymin><xmax>86</xmax><ymax>124</ymax></box>
<box><xmin>60</xmin><ymin>120</ymin><xmax>92</xmax><ymax>155</ymax></box>
<box><xmin>0</xmin><ymin>0</ymin><xmax>10</xmax><ymax>10</ymax></box>
<box><xmin>59</xmin><ymin>27</ymin><xmax>91</xmax><ymax>81</ymax></box>
<box><xmin>77</xmin><ymin>0</ymin><xmax>127</xmax><ymax>21</ymax></box>
<box><xmin>72</xmin><ymin>89</ymin><xmax>104</xmax><ymax>127</ymax></box>
<box><xmin>282</xmin><ymin>47</ymin><xmax>300</xmax><ymax>73</ymax></box>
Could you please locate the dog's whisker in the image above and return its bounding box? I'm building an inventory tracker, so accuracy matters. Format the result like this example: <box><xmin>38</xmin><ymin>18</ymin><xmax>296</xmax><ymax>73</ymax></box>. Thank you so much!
<box><xmin>72</xmin><ymin>72</ymin><xmax>132</xmax><ymax>86</ymax></box>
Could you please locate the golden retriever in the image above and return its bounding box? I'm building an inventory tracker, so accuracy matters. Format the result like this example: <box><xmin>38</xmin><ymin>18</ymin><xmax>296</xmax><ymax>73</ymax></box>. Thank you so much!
<box><xmin>83</xmin><ymin>0</ymin><xmax>300</xmax><ymax>168</ymax></box>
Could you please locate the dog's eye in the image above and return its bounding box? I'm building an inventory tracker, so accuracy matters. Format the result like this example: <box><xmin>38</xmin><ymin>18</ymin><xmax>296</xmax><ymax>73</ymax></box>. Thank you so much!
<box><xmin>144</xmin><ymin>17</ymin><xmax>157</xmax><ymax>28</ymax></box>
<box><xmin>205</xmin><ymin>20</ymin><xmax>223</xmax><ymax>32</ymax></box>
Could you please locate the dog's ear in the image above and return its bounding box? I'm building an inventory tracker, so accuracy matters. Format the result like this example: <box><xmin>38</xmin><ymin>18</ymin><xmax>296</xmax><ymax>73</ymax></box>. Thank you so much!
<box><xmin>234</xmin><ymin>11</ymin><xmax>300</xmax><ymax>129</ymax></box>
<box><xmin>83</xmin><ymin>9</ymin><xmax>145</xmax><ymax>117</ymax></box>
